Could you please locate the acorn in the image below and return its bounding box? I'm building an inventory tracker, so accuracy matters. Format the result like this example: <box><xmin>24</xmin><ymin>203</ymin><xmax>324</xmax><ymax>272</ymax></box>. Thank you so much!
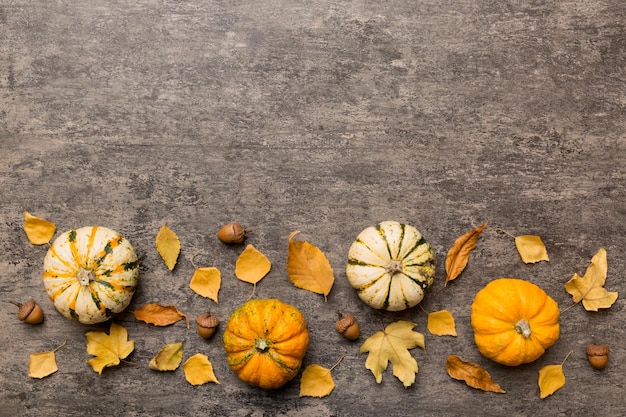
<box><xmin>586</xmin><ymin>342</ymin><xmax>610</xmax><ymax>370</ymax></box>
<box><xmin>335</xmin><ymin>311</ymin><xmax>360</xmax><ymax>340</ymax></box>
<box><xmin>217</xmin><ymin>222</ymin><xmax>246</xmax><ymax>244</ymax></box>
<box><xmin>11</xmin><ymin>300</ymin><xmax>44</xmax><ymax>324</ymax></box>
<box><xmin>196</xmin><ymin>311</ymin><xmax>219</xmax><ymax>339</ymax></box>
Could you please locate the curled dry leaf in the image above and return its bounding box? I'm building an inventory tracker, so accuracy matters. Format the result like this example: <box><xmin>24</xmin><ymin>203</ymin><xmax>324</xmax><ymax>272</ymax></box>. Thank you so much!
<box><xmin>149</xmin><ymin>342</ymin><xmax>183</xmax><ymax>371</ymax></box>
<box><xmin>286</xmin><ymin>231</ymin><xmax>334</xmax><ymax>301</ymax></box>
<box><xmin>445</xmin><ymin>355</ymin><xmax>505</xmax><ymax>393</ymax></box>
<box><xmin>133</xmin><ymin>303</ymin><xmax>189</xmax><ymax>327</ymax></box>
<box><xmin>565</xmin><ymin>247</ymin><xmax>618</xmax><ymax>311</ymax></box>
<box><xmin>444</xmin><ymin>222</ymin><xmax>487</xmax><ymax>286</ymax></box>
<box><xmin>235</xmin><ymin>244</ymin><xmax>272</xmax><ymax>285</ymax></box>
<box><xmin>28</xmin><ymin>340</ymin><xmax>66</xmax><ymax>379</ymax></box>
<box><xmin>190</xmin><ymin>266</ymin><xmax>221</xmax><ymax>303</ymax></box>
<box><xmin>155</xmin><ymin>225</ymin><xmax>181</xmax><ymax>271</ymax></box>
<box><xmin>86</xmin><ymin>323</ymin><xmax>134</xmax><ymax>374</ymax></box>
<box><xmin>23</xmin><ymin>210</ymin><xmax>56</xmax><ymax>245</ymax></box>
<box><xmin>427</xmin><ymin>310</ymin><xmax>457</xmax><ymax>336</ymax></box>
<box><xmin>183</xmin><ymin>353</ymin><xmax>220</xmax><ymax>385</ymax></box>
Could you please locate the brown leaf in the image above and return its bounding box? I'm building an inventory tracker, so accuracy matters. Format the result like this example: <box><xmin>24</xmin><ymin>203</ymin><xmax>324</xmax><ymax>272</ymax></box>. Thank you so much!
<box><xmin>445</xmin><ymin>355</ymin><xmax>505</xmax><ymax>393</ymax></box>
<box><xmin>286</xmin><ymin>231</ymin><xmax>334</xmax><ymax>301</ymax></box>
<box><xmin>444</xmin><ymin>222</ymin><xmax>487</xmax><ymax>286</ymax></box>
<box><xmin>133</xmin><ymin>303</ymin><xmax>189</xmax><ymax>327</ymax></box>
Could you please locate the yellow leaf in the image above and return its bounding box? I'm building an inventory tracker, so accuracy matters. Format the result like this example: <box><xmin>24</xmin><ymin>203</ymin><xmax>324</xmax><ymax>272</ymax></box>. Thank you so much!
<box><xmin>427</xmin><ymin>310</ymin><xmax>457</xmax><ymax>336</ymax></box>
<box><xmin>565</xmin><ymin>247</ymin><xmax>618</xmax><ymax>311</ymax></box>
<box><xmin>149</xmin><ymin>342</ymin><xmax>183</xmax><ymax>371</ymax></box>
<box><xmin>360</xmin><ymin>320</ymin><xmax>425</xmax><ymax>387</ymax></box>
<box><xmin>538</xmin><ymin>364</ymin><xmax>565</xmax><ymax>398</ymax></box>
<box><xmin>156</xmin><ymin>225</ymin><xmax>180</xmax><ymax>271</ymax></box>
<box><xmin>286</xmin><ymin>231</ymin><xmax>334</xmax><ymax>301</ymax></box>
<box><xmin>23</xmin><ymin>211</ymin><xmax>56</xmax><ymax>245</ymax></box>
<box><xmin>190</xmin><ymin>267</ymin><xmax>221</xmax><ymax>302</ymax></box>
<box><xmin>299</xmin><ymin>365</ymin><xmax>335</xmax><ymax>398</ymax></box>
<box><xmin>28</xmin><ymin>341</ymin><xmax>66</xmax><ymax>379</ymax></box>
<box><xmin>515</xmin><ymin>235</ymin><xmax>549</xmax><ymax>264</ymax></box>
<box><xmin>445</xmin><ymin>355</ymin><xmax>505</xmax><ymax>393</ymax></box>
<box><xmin>183</xmin><ymin>353</ymin><xmax>220</xmax><ymax>385</ymax></box>
<box><xmin>235</xmin><ymin>244</ymin><xmax>272</xmax><ymax>284</ymax></box>
<box><xmin>86</xmin><ymin>323</ymin><xmax>134</xmax><ymax>374</ymax></box>
<box><xmin>133</xmin><ymin>303</ymin><xmax>189</xmax><ymax>327</ymax></box>
<box><xmin>444</xmin><ymin>222</ymin><xmax>487</xmax><ymax>286</ymax></box>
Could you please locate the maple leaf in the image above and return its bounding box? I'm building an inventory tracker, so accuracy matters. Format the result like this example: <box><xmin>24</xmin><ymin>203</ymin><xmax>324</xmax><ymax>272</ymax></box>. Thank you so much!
<box><xmin>444</xmin><ymin>222</ymin><xmax>487</xmax><ymax>286</ymax></box>
<box><xmin>189</xmin><ymin>266</ymin><xmax>221</xmax><ymax>302</ymax></box>
<box><xmin>538</xmin><ymin>351</ymin><xmax>572</xmax><ymax>399</ymax></box>
<box><xmin>23</xmin><ymin>210</ymin><xmax>56</xmax><ymax>245</ymax></box>
<box><xmin>86</xmin><ymin>323</ymin><xmax>134</xmax><ymax>374</ymax></box>
<box><xmin>183</xmin><ymin>353</ymin><xmax>220</xmax><ymax>385</ymax></box>
<box><xmin>565</xmin><ymin>247</ymin><xmax>618</xmax><ymax>311</ymax></box>
<box><xmin>156</xmin><ymin>225</ymin><xmax>181</xmax><ymax>271</ymax></box>
<box><xmin>286</xmin><ymin>231</ymin><xmax>334</xmax><ymax>301</ymax></box>
<box><xmin>149</xmin><ymin>342</ymin><xmax>183</xmax><ymax>371</ymax></box>
<box><xmin>360</xmin><ymin>320</ymin><xmax>425</xmax><ymax>387</ymax></box>
<box><xmin>445</xmin><ymin>355</ymin><xmax>505</xmax><ymax>393</ymax></box>
<box><xmin>28</xmin><ymin>340</ymin><xmax>66</xmax><ymax>379</ymax></box>
<box><xmin>299</xmin><ymin>356</ymin><xmax>344</xmax><ymax>398</ymax></box>
<box><xmin>427</xmin><ymin>310</ymin><xmax>457</xmax><ymax>336</ymax></box>
<box><xmin>235</xmin><ymin>244</ymin><xmax>272</xmax><ymax>285</ymax></box>
<box><xmin>133</xmin><ymin>303</ymin><xmax>189</xmax><ymax>327</ymax></box>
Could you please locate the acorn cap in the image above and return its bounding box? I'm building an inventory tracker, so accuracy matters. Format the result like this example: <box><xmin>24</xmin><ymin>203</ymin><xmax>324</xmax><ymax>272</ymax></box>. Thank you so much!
<box><xmin>335</xmin><ymin>313</ymin><xmax>356</xmax><ymax>333</ymax></box>
<box><xmin>196</xmin><ymin>313</ymin><xmax>219</xmax><ymax>328</ymax></box>
<box><xmin>586</xmin><ymin>343</ymin><xmax>610</xmax><ymax>357</ymax></box>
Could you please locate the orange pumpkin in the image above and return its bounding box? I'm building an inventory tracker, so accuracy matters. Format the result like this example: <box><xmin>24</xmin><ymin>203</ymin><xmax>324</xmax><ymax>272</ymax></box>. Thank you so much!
<box><xmin>222</xmin><ymin>298</ymin><xmax>309</xmax><ymax>389</ymax></box>
<box><xmin>471</xmin><ymin>278</ymin><xmax>560</xmax><ymax>366</ymax></box>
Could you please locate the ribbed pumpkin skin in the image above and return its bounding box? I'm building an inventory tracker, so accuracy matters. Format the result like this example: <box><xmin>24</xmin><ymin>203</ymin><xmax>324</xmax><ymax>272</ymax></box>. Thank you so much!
<box><xmin>42</xmin><ymin>226</ymin><xmax>139</xmax><ymax>324</ymax></box>
<box><xmin>223</xmin><ymin>299</ymin><xmax>309</xmax><ymax>389</ymax></box>
<box><xmin>346</xmin><ymin>221</ymin><xmax>435</xmax><ymax>311</ymax></box>
<box><xmin>471</xmin><ymin>278</ymin><xmax>560</xmax><ymax>366</ymax></box>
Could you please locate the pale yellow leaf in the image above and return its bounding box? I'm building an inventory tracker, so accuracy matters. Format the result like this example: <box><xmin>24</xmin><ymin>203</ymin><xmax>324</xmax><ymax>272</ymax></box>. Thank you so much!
<box><xmin>299</xmin><ymin>364</ymin><xmax>335</xmax><ymax>398</ymax></box>
<box><xmin>565</xmin><ymin>247</ymin><xmax>618</xmax><ymax>311</ymax></box>
<box><xmin>133</xmin><ymin>303</ymin><xmax>189</xmax><ymax>327</ymax></box>
<box><xmin>235</xmin><ymin>244</ymin><xmax>271</xmax><ymax>284</ymax></box>
<box><xmin>28</xmin><ymin>351</ymin><xmax>58</xmax><ymax>379</ymax></box>
<box><xmin>445</xmin><ymin>355</ymin><xmax>505</xmax><ymax>393</ymax></box>
<box><xmin>156</xmin><ymin>225</ymin><xmax>180</xmax><ymax>271</ymax></box>
<box><xmin>149</xmin><ymin>342</ymin><xmax>183</xmax><ymax>371</ymax></box>
<box><xmin>86</xmin><ymin>323</ymin><xmax>134</xmax><ymax>374</ymax></box>
<box><xmin>515</xmin><ymin>235</ymin><xmax>549</xmax><ymax>264</ymax></box>
<box><xmin>190</xmin><ymin>267</ymin><xmax>221</xmax><ymax>302</ymax></box>
<box><xmin>23</xmin><ymin>211</ymin><xmax>56</xmax><ymax>245</ymax></box>
<box><xmin>538</xmin><ymin>364</ymin><xmax>566</xmax><ymax>398</ymax></box>
<box><xmin>360</xmin><ymin>320</ymin><xmax>425</xmax><ymax>387</ymax></box>
<box><xmin>445</xmin><ymin>222</ymin><xmax>487</xmax><ymax>286</ymax></box>
<box><xmin>183</xmin><ymin>353</ymin><xmax>220</xmax><ymax>385</ymax></box>
<box><xmin>427</xmin><ymin>310</ymin><xmax>457</xmax><ymax>336</ymax></box>
<box><xmin>286</xmin><ymin>231</ymin><xmax>334</xmax><ymax>301</ymax></box>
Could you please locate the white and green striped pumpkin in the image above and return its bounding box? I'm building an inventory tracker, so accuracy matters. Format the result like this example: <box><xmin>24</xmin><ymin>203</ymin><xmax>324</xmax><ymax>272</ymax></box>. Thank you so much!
<box><xmin>346</xmin><ymin>221</ymin><xmax>435</xmax><ymax>311</ymax></box>
<box><xmin>43</xmin><ymin>226</ymin><xmax>139</xmax><ymax>324</ymax></box>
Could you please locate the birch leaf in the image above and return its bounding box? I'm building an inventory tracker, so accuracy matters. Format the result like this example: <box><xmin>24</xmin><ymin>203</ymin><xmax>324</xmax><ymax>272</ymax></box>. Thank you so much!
<box><xmin>183</xmin><ymin>353</ymin><xmax>220</xmax><ymax>385</ymax></box>
<box><xmin>538</xmin><ymin>364</ymin><xmax>565</xmax><ymax>399</ymax></box>
<box><xmin>86</xmin><ymin>323</ymin><xmax>134</xmax><ymax>374</ymax></box>
<box><xmin>299</xmin><ymin>365</ymin><xmax>335</xmax><ymax>397</ymax></box>
<box><xmin>28</xmin><ymin>341</ymin><xmax>66</xmax><ymax>379</ymax></box>
<box><xmin>286</xmin><ymin>231</ymin><xmax>334</xmax><ymax>301</ymax></box>
<box><xmin>445</xmin><ymin>355</ymin><xmax>505</xmax><ymax>393</ymax></box>
<box><xmin>235</xmin><ymin>244</ymin><xmax>272</xmax><ymax>284</ymax></box>
<box><xmin>149</xmin><ymin>342</ymin><xmax>183</xmax><ymax>371</ymax></box>
<box><xmin>133</xmin><ymin>303</ymin><xmax>189</xmax><ymax>327</ymax></box>
<box><xmin>23</xmin><ymin>211</ymin><xmax>56</xmax><ymax>245</ymax></box>
<box><xmin>564</xmin><ymin>247</ymin><xmax>618</xmax><ymax>311</ymax></box>
<box><xmin>445</xmin><ymin>222</ymin><xmax>487</xmax><ymax>286</ymax></box>
<box><xmin>427</xmin><ymin>310</ymin><xmax>457</xmax><ymax>336</ymax></box>
<box><xmin>515</xmin><ymin>235</ymin><xmax>549</xmax><ymax>264</ymax></box>
<box><xmin>190</xmin><ymin>267</ymin><xmax>221</xmax><ymax>302</ymax></box>
<box><xmin>156</xmin><ymin>225</ymin><xmax>180</xmax><ymax>271</ymax></box>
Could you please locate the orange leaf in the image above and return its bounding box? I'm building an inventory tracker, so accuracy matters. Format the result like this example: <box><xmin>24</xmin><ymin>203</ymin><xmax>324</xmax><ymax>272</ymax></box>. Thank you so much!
<box><xmin>444</xmin><ymin>222</ymin><xmax>487</xmax><ymax>286</ymax></box>
<box><xmin>427</xmin><ymin>310</ymin><xmax>457</xmax><ymax>336</ymax></box>
<box><xmin>445</xmin><ymin>355</ymin><xmax>505</xmax><ymax>393</ymax></box>
<box><xmin>23</xmin><ymin>211</ymin><xmax>56</xmax><ymax>245</ymax></box>
<box><xmin>133</xmin><ymin>303</ymin><xmax>189</xmax><ymax>327</ymax></box>
<box><xmin>286</xmin><ymin>231</ymin><xmax>334</xmax><ymax>301</ymax></box>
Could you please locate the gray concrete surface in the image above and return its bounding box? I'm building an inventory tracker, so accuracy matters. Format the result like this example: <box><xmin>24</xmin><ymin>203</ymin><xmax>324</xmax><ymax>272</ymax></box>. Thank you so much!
<box><xmin>1</xmin><ymin>1</ymin><xmax>625</xmax><ymax>416</ymax></box>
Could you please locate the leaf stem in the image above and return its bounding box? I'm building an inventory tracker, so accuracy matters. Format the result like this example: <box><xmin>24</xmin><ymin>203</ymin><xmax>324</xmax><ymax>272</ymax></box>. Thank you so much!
<box><xmin>561</xmin><ymin>350</ymin><xmax>574</xmax><ymax>366</ymax></box>
<box><xmin>493</xmin><ymin>227</ymin><xmax>516</xmax><ymax>239</ymax></box>
<box><xmin>52</xmin><ymin>340</ymin><xmax>67</xmax><ymax>352</ymax></box>
<box><xmin>329</xmin><ymin>355</ymin><xmax>345</xmax><ymax>372</ymax></box>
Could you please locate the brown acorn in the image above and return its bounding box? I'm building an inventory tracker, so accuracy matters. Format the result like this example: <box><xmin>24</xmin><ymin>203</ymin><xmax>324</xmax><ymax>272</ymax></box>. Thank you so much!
<box><xmin>586</xmin><ymin>343</ymin><xmax>610</xmax><ymax>370</ymax></box>
<box><xmin>217</xmin><ymin>222</ymin><xmax>246</xmax><ymax>244</ymax></box>
<box><xmin>11</xmin><ymin>300</ymin><xmax>44</xmax><ymax>324</ymax></box>
<box><xmin>196</xmin><ymin>311</ymin><xmax>219</xmax><ymax>339</ymax></box>
<box><xmin>335</xmin><ymin>311</ymin><xmax>360</xmax><ymax>340</ymax></box>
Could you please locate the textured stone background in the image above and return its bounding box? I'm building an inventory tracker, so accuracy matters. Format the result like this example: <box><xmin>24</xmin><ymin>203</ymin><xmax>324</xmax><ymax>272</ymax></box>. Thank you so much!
<box><xmin>1</xmin><ymin>1</ymin><xmax>625</xmax><ymax>416</ymax></box>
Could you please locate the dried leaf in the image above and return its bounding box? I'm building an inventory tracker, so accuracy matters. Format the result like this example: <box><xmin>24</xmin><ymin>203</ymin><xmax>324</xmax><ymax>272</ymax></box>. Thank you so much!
<box><xmin>565</xmin><ymin>247</ymin><xmax>618</xmax><ymax>311</ymax></box>
<box><xmin>133</xmin><ymin>303</ymin><xmax>189</xmax><ymax>327</ymax></box>
<box><xmin>445</xmin><ymin>355</ymin><xmax>505</xmax><ymax>393</ymax></box>
<box><xmin>360</xmin><ymin>320</ymin><xmax>425</xmax><ymax>387</ymax></box>
<box><xmin>183</xmin><ymin>353</ymin><xmax>220</xmax><ymax>385</ymax></box>
<box><xmin>444</xmin><ymin>222</ymin><xmax>487</xmax><ymax>286</ymax></box>
<box><xmin>156</xmin><ymin>225</ymin><xmax>181</xmax><ymax>271</ymax></box>
<box><xmin>538</xmin><ymin>364</ymin><xmax>565</xmax><ymax>399</ymax></box>
<box><xmin>28</xmin><ymin>341</ymin><xmax>66</xmax><ymax>379</ymax></box>
<box><xmin>515</xmin><ymin>235</ymin><xmax>549</xmax><ymax>264</ymax></box>
<box><xmin>299</xmin><ymin>365</ymin><xmax>335</xmax><ymax>398</ymax></box>
<box><xmin>149</xmin><ymin>342</ymin><xmax>183</xmax><ymax>371</ymax></box>
<box><xmin>86</xmin><ymin>323</ymin><xmax>134</xmax><ymax>374</ymax></box>
<box><xmin>23</xmin><ymin>211</ymin><xmax>56</xmax><ymax>245</ymax></box>
<box><xmin>427</xmin><ymin>310</ymin><xmax>457</xmax><ymax>336</ymax></box>
<box><xmin>286</xmin><ymin>231</ymin><xmax>334</xmax><ymax>301</ymax></box>
<box><xmin>190</xmin><ymin>267</ymin><xmax>221</xmax><ymax>302</ymax></box>
<box><xmin>235</xmin><ymin>244</ymin><xmax>272</xmax><ymax>284</ymax></box>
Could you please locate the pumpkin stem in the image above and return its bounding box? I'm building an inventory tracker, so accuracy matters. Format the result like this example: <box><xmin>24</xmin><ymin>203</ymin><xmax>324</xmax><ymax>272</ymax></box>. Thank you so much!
<box><xmin>255</xmin><ymin>338</ymin><xmax>270</xmax><ymax>353</ymax></box>
<box><xmin>514</xmin><ymin>319</ymin><xmax>532</xmax><ymax>338</ymax></box>
<box><xmin>77</xmin><ymin>268</ymin><xmax>95</xmax><ymax>286</ymax></box>
<box><xmin>385</xmin><ymin>260</ymin><xmax>403</xmax><ymax>275</ymax></box>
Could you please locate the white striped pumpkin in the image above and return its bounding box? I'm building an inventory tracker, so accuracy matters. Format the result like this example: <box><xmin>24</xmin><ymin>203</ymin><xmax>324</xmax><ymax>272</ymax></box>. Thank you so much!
<box><xmin>43</xmin><ymin>226</ymin><xmax>139</xmax><ymax>324</ymax></box>
<box><xmin>346</xmin><ymin>221</ymin><xmax>435</xmax><ymax>311</ymax></box>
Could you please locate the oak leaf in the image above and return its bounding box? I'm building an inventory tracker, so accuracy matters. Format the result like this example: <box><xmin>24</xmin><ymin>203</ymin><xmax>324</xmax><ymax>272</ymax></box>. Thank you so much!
<box><xmin>149</xmin><ymin>342</ymin><xmax>183</xmax><ymax>371</ymax></box>
<box><xmin>156</xmin><ymin>225</ymin><xmax>180</xmax><ymax>271</ymax></box>
<box><xmin>235</xmin><ymin>244</ymin><xmax>272</xmax><ymax>285</ymax></box>
<box><xmin>286</xmin><ymin>231</ymin><xmax>334</xmax><ymax>301</ymax></box>
<box><xmin>444</xmin><ymin>222</ymin><xmax>487</xmax><ymax>286</ymax></box>
<box><xmin>538</xmin><ymin>351</ymin><xmax>572</xmax><ymax>399</ymax></box>
<box><xmin>515</xmin><ymin>235</ymin><xmax>549</xmax><ymax>264</ymax></box>
<box><xmin>427</xmin><ymin>310</ymin><xmax>457</xmax><ymax>336</ymax></box>
<box><xmin>360</xmin><ymin>320</ymin><xmax>425</xmax><ymax>387</ymax></box>
<box><xmin>190</xmin><ymin>267</ymin><xmax>221</xmax><ymax>302</ymax></box>
<box><xmin>565</xmin><ymin>247</ymin><xmax>617</xmax><ymax>311</ymax></box>
<box><xmin>86</xmin><ymin>323</ymin><xmax>134</xmax><ymax>374</ymax></box>
<box><xmin>299</xmin><ymin>357</ymin><xmax>344</xmax><ymax>398</ymax></box>
<box><xmin>183</xmin><ymin>353</ymin><xmax>220</xmax><ymax>385</ymax></box>
<box><xmin>133</xmin><ymin>303</ymin><xmax>189</xmax><ymax>327</ymax></box>
<box><xmin>28</xmin><ymin>340</ymin><xmax>66</xmax><ymax>379</ymax></box>
<box><xmin>23</xmin><ymin>211</ymin><xmax>56</xmax><ymax>245</ymax></box>
<box><xmin>445</xmin><ymin>355</ymin><xmax>505</xmax><ymax>393</ymax></box>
